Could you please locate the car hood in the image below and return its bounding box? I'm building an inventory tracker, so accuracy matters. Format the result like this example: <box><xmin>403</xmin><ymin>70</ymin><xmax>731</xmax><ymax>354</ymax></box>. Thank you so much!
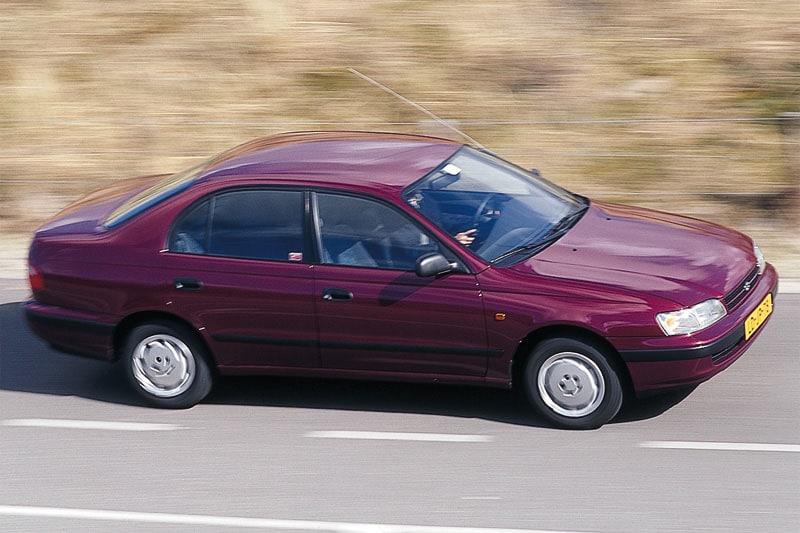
<box><xmin>34</xmin><ymin>174</ymin><xmax>168</xmax><ymax>236</ymax></box>
<box><xmin>514</xmin><ymin>200</ymin><xmax>755</xmax><ymax>306</ymax></box>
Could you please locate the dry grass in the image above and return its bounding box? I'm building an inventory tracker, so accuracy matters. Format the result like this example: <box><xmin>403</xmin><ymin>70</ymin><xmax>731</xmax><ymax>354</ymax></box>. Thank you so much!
<box><xmin>1</xmin><ymin>0</ymin><xmax>799</xmax><ymax>274</ymax></box>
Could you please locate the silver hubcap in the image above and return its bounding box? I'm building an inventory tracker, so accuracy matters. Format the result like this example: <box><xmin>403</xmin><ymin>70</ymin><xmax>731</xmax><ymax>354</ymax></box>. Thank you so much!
<box><xmin>537</xmin><ymin>352</ymin><xmax>605</xmax><ymax>418</ymax></box>
<box><xmin>131</xmin><ymin>334</ymin><xmax>195</xmax><ymax>398</ymax></box>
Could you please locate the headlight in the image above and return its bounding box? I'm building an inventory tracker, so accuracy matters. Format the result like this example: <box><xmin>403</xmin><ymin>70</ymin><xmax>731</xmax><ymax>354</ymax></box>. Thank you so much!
<box><xmin>753</xmin><ymin>243</ymin><xmax>765</xmax><ymax>275</ymax></box>
<box><xmin>656</xmin><ymin>299</ymin><xmax>727</xmax><ymax>336</ymax></box>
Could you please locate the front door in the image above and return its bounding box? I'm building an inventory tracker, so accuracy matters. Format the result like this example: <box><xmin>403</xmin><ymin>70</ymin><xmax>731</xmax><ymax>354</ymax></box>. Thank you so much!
<box><xmin>313</xmin><ymin>192</ymin><xmax>487</xmax><ymax>377</ymax></box>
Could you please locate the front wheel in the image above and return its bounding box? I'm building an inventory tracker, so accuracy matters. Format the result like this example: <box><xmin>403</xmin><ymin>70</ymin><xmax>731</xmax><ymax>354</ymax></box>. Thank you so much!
<box><xmin>123</xmin><ymin>321</ymin><xmax>213</xmax><ymax>409</ymax></box>
<box><xmin>523</xmin><ymin>338</ymin><xmax>623</xmax><ymax>429</ymax></box>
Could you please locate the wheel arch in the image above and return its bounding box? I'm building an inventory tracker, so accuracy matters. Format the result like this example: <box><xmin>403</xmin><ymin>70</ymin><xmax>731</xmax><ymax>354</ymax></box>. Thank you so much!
<box><xmin>510</xmin><ymin>325</ymin><xmax>634</xmax><ymax>396</ymax></box>
<box><xmin>112</xmin><ymin>311</ymin><xmax>218</xmax><ymax>373</ymax></box>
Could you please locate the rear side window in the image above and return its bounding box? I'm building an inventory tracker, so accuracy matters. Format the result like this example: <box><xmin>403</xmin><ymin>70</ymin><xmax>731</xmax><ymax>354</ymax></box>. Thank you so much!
<box><xmin>169</xmin><ymin>189</ymin><xmax>305</xmax><ymax>262</ymax></box>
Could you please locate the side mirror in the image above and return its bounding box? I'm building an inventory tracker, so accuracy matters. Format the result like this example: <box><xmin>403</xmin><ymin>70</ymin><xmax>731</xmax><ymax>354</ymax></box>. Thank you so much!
<box><xmin>415</xmin><ymin>253</ymin><xmax>457</xmax><ymax>278</ymax></box>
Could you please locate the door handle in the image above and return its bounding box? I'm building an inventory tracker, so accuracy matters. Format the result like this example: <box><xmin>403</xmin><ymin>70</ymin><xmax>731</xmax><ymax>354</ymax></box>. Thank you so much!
<box><xmin>174</xmin><ymin>277</ymin><xmax>203</xmax><ymax>291</ymax></box>
<box><xmin>322</xmin><ymin>288</ymin><xmax>353</xmax><ymax>302</ymax></box>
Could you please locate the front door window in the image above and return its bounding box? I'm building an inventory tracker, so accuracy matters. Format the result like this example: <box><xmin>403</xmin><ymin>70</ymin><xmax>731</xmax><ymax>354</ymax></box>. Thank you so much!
<box><xmin>316</xmin><ymin>193</ymin><xmax>442</xmax><ymax>270</ymax></box>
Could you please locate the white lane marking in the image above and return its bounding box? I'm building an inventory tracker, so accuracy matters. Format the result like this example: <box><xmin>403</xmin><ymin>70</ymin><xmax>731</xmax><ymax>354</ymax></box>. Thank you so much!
<box><xmin>639</xmin><ymin>441</ymin><xmax>800</xmax><ymax>453</ymax></box>
<box><xmin>0</xmin><ymin>504</ymin><xmax>583</xmax><ymax>532</ymax></box>
<box><xmin>2</xmin><ymin>419</ymin><xmax>186</xmax><ymax>432</ymax></box>
<box><xmin>306</xmin><ymin>431</ymin><xmax>493</xmax><ymax>443</ymax></box>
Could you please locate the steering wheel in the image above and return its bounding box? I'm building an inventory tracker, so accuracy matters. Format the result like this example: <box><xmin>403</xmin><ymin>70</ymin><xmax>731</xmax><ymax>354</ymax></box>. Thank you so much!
<box><xmin>466</xmin><ymin>194</ymin><xmax>499</xmax><ymax>249</ymax></box>
<box><xmin>470</xmin><ymin>194</ymin><xmax>494</xmax><ymax>228</ymax></box>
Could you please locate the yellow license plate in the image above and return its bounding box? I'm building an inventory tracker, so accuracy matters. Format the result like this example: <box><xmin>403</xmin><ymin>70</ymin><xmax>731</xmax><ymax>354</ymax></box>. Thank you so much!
<box><xmin>744</xmin><ymin>293</ymin><xmax>773</xmax><ymax>340</ymax></box>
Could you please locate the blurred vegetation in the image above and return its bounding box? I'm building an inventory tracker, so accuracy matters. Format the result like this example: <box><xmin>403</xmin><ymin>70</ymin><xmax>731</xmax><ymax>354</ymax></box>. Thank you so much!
<box><xmin>1</xmin><ymin>0</ymin><xmax>798</xmax><ymax>271</ymax></box>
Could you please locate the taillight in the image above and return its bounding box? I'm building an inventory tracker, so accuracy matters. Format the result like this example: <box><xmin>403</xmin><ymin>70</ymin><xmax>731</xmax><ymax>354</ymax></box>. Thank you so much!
<box><xmin>28</xmin><ymin>264</ymin><xmax>44</xmax><ymax>292</ymax></box>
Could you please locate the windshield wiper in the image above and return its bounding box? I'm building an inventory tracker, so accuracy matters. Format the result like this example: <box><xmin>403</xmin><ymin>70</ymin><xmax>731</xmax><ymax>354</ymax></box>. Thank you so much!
<box><xmin>489</xmin><ymin>241</ymin><xmax>552</xmax><ymax>264</ymax></box>
<box><xmin>489</xmin><ymin>206</ymin><xmax>588</xmax><ymax>265</ymax></box>
<box><xmin>546</xmin><ymin>205</ymin><xmax>588</xmax><ymax>237</ymax></box>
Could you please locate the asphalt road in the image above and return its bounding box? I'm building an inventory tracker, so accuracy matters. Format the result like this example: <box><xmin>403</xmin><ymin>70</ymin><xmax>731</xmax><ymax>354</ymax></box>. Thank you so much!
<box><xmin>0</xmin><ymin>279</ymin><xmax>797</xmax><ymax>533</ymax></box>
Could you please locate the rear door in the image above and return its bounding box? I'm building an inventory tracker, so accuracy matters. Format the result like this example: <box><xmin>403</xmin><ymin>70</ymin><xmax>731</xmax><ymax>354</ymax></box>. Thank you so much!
<box><xmin>163</xmin><ymin>188</ymin><xmax>318</xmax><ymax>369</ymax></box>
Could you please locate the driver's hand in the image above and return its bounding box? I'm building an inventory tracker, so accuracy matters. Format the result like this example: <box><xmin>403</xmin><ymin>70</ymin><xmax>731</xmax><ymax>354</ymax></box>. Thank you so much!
<box><xmin>455</xmin><ymin>228</ymin><xmax>477</xmax><ymax>246</ymax></box>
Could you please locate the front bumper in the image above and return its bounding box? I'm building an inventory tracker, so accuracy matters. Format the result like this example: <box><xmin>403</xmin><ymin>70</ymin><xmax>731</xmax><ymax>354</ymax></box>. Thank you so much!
<box><xmin>616</xmin><ymin>264</ymin><xmax>778</xmax><ymax>394</ymax></box>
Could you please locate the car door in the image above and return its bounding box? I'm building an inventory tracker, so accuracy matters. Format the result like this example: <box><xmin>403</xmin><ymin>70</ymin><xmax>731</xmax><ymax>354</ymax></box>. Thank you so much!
<box><xmin>313</xmin><ymin>192</ymin><xmax>488</xmax><ymax>377</ymax></box>
<box><xmin>162</xmin><ymin>188</ymin><xmax>319</xmax><ymax>369</ymax></box>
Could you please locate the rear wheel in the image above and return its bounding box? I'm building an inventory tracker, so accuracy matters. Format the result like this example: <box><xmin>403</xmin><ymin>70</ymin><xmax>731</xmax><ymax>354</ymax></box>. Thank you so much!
<box><xmin>123</xmin><ymin>321</ymin><xmax>213</xmax><ymax>408</ymax></box>
<box><xmin>523</xmin><ymin>338</ymin><xmax>623</xmax><ymax>429</ymax></box>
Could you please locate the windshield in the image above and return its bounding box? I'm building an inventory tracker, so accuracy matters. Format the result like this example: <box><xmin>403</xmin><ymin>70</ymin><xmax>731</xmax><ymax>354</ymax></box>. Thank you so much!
<box><xmin>403</xmin><ymin>147</ymin><xmax>587</xmax><ymax>265</ymax></box>
<box><xmin>104</xmin><ymin>161</ymin><xmax>209</xmax><ymax>229</ymax></box>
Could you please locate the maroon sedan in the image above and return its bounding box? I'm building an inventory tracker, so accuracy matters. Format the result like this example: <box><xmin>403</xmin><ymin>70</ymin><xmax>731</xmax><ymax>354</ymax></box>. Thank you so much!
<box><xmin>26</xmin><ymin>131</ymin><xmax>777</xmax><ymax>429</ymax></box>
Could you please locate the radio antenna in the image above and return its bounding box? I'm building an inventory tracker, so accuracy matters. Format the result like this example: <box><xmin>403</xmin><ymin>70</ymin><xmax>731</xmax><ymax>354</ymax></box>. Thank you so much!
<box><xmin>347</xmin><ymin>67</ymin><xmax>486</xmax><ymax>150</ymax></box>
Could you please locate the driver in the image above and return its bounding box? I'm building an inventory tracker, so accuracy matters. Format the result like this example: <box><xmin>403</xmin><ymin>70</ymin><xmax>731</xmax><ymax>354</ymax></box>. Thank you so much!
<box><xmin>455</xmin><ymin>228</ymin><xmax>477</xmax><ymax>246</ymax></box>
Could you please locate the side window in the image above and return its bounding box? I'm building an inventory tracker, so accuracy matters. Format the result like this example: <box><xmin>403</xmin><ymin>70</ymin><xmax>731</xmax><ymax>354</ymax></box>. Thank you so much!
<box><xmin>171</xmin><ymin>199</ymin><xmax>209</xmax><ymax>254</ymax></box>
<box><xmin>316</xmin><ymin>193</ymin><xmax>440</xmax><ymax>270</ymax></box>
<box><xmin>170</xmin><ymin>190</ymin><xmax>305</xmax><ymax>262</ymax></box>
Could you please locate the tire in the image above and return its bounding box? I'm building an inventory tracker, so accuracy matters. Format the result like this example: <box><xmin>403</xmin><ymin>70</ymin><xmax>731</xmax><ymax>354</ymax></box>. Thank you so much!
<box><xmin>123</xmin><ymin>321</ymin><xmax>213</xmax><ymax>409</ymax></box>
<box><xmin>523</xmin><ymin>338</ymin><xmax>623</xmax><ymax>429</ymax></box>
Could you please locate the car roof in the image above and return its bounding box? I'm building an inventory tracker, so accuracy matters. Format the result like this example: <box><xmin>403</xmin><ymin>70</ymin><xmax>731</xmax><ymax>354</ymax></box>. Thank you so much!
<box><xmin>195</xmin><ymin>131</ymin><xmax>463</xmax><ymax>190</ymax></box>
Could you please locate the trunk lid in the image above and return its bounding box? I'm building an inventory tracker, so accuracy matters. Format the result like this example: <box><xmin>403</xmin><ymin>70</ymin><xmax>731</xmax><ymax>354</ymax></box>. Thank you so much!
<box><xmin>34</xmin><ymin>174</ymin><xmax>167</xmax><ymax>236</ymax></box>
